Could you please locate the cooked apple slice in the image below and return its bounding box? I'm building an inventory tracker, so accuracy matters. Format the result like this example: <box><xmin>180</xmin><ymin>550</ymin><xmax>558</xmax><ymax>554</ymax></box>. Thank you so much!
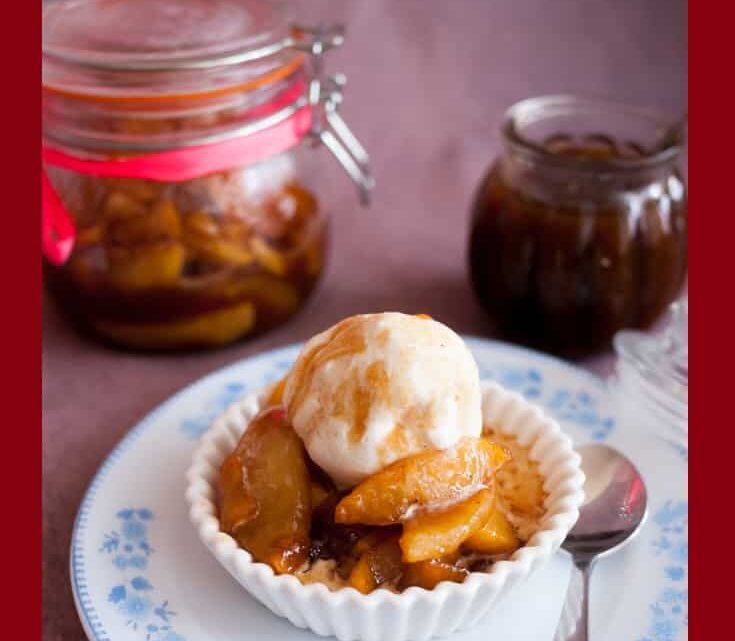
<box><xmin>463</xmin><ymin>503</ymin><xmax>520</xmax><ymax>555</ymax></box>
<box><xmin>399</xmin><ymin>559</ymin><xmax>469</xmax><ymax>590</ymax></box>
<box><xmin>348</xmin><ymin>536</ymin><xmax>403</xmax><ymax>594</ymax></box>
<box><xmin>250</xmin><ymin>236</ymin><xmax>289</xmax><ymax>276</ymax></box>
<box><xmin>106</xmin><ymin>241</ymin><xmax>185</xmax><ymax>289</ymax></box>
<box><xmin>93</xmin><ymin>301</ymin><xmax>255</xmax><ymax>349</ymax></box>
<box><xmin>219</xmin><ymin>407</ymin><xmax>311</xmax><ymax>573</ymax></box>
<box><xmin>106</xmin><ymin>199</ymin><xmax>182</xmax><ymax>245</ymax></box>
<box><xmin>400</xmin><ymin>488</ymin><xmax>494</xmax><ymax>562</ymax></box>
<box><xmin>335</xmin><ymin>438</ymin><xmax>510</xmax><ymax>525</ymax></box>
<box><xmin>183</xmin><ymin>210</ymin><xmax>255</xmax><ymax>266</ymax></box>
<box><xmin>216</xmin><ymin>274</ymin><xmax>302</xmax><ymax>317</ymax></box>
<box><xmin>219</xmin><ymin>451</ymin><xmax>258</xmax><ymax>533</ymax></box>
<box><xmin>103</xmin><ymin>190</ymin><xmax>147</xmax><ymax>221</ymax></box>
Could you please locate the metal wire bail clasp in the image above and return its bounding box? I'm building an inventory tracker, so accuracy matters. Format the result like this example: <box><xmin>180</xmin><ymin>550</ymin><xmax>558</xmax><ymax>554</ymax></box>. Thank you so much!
<box><xmin>292</xmin><ymin>24</ymin><xmax>375</xmax><ymax>205</ymax></box>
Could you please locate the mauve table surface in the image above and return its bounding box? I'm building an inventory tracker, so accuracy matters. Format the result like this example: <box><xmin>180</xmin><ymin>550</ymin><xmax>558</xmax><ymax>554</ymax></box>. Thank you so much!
<box><xmin>42</xmin><ymin>1</ymin><xmax>687</xmax><ymax>638</ymax></box>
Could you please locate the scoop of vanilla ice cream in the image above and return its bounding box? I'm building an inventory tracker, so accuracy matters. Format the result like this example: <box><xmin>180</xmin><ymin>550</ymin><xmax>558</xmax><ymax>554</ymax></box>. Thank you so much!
<box><xmin>283</xmin><ymin>313</ymin><xmax>482</xmax><ymax>487</ymax></box>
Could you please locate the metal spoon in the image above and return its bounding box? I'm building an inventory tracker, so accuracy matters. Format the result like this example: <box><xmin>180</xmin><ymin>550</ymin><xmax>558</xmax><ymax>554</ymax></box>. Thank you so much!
<box><xmin>553</xmin><ymin>443</ymin><xmax>648</xmax><ymax>641</ymax></box>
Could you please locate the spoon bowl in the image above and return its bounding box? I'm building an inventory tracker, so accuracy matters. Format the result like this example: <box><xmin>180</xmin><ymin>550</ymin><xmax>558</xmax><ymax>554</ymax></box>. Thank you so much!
<box><xmin>564</xmin><ymin>443</ymin><xmax>648</xmax><ymax>562</ymax></box>
<box><xmin>555</xmin><ymin>443</ymin><xmax>648</xmax><ymax>640</ymax></box>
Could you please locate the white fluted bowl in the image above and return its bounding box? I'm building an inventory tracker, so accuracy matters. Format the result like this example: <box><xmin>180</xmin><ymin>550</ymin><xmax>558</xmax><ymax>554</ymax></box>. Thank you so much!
<box><xmin>186</xmin><ymin>382</ymin><xmax>584</xmax><ymax>641</ymax></box>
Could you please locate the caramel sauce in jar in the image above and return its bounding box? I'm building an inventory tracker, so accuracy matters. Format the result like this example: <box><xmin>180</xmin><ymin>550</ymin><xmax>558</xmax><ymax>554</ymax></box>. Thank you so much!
<box><xmin>468</xmin><ymin>97</ymin><xmax>687</xmax><ymax>355</ymax></box>
<box><xmin>44</xmin><ymin>165</ymin><xmax>326</xmax><ymax>349</ymax></box>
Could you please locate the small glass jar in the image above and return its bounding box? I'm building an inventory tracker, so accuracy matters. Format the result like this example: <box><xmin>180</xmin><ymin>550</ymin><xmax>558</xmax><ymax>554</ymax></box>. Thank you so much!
<box><xmin>614</xmin><ymin>297</ymin><xmax>688</xmax><ymax>446</ymax></box>
<box><xmin>42</xmin><ymin>0</ymin><xmax>372</xmax><ymax>350</ymax></box>
<box><xmin>468</xmin><ymin>96</ymin><xmax>687</xmax><ymax>355</ymax></box>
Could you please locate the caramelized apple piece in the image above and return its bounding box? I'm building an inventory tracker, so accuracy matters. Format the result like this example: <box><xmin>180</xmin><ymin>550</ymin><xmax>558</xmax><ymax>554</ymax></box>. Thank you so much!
<box><xmin>208</xmin><ymin>273</ymin><xmax>302</xmax><ymax>319</ymax></box>
<box><xmin>348</xmin><ymin>537</ymin><xmax>403</xmax><ymax>594</ymax></box>
<box><xmin>255</xmin><ymin>183</ymin><xmax>318</xmax><ymax>243</ymax></box>
<box><xmin>184</xmin><ymin>210</ymin><xmax>220</xmax><ymax>237</ymax></box>
<box><xmin>464</xmin><ymin>503</ymin><xmax>520</xmax><ymax>555</ymax></box>
<box><xmin>103</xmin><ymin>190</ymin><xmax>147</xmax><ymax>221</ymax></box>
<box><xmin>106</xmin><ymin>199</ymin><xmax>182</xmax><ymax>245</ymax></box>
<box><xmin>250</xmin><ymin>237</ymin><xmax>289</xmax><ymax>276</ymax></box>
<box><xmin>225</xmin><ymin>274</ymin><xmax>302</xmax><ymax>316</ymax></box>
<box><xmin>219</xmin><ymin>452</ymin><xmax>257</xmax><ymax>533</ymax></box>
<box><xmin>399</xmin><ymin>559</ymin><xmax>469</xmax><ymax>590</ymax></box>
<box><xmin>183</xmin><ymin>210</ymin><xmax>254</xmax><ymax>266</ymax></box>
<box><xmin>220</xmin><ymin>217</ymin><xmax>251</xmax><ymax>243</ymax></box>
<box><xmin>399</xmin><ymin>488</ymin><xmax>495</xmax><ymax>562</ymax></box>
<box><xmin>335</xmin><ymin>438</ymin><xmax>510</xmax><ymax>525</ymax></box>
<box><xmin>92</xmin><ymin>301</ymin><xmax>255</xmax><ymax>349</ymax></box>
<box><xmin>195</xmin><ymin>238</ymin><xmax>255</xmax><ymax>266</ymax></box>
<box><xmin>220</xmin><ymin>408</ymin><xmax>312</xmax><ymax>573</ymax></box>
<box><xmin>106</xmin><ymin>241</ymin><xmax>185</xmax><ymax>289</ymax></box>
<box><xmin>283</xmin><ymin>184</ymin><xmax>320</xmax><ymax>244</ymax></box>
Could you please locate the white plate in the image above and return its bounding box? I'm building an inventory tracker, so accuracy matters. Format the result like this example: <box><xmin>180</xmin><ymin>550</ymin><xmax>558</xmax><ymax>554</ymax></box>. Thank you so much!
<box><xmin>71</xmin><ymin>338</ymin><xmax>688</xmax><ymax>641</ymax></box>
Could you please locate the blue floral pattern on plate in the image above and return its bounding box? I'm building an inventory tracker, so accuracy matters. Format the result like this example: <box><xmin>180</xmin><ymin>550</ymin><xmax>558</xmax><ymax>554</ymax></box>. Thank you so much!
<box><xmin>638</xmin><ymin>501</ymin><xmax>688</xmax><ymax>641</ymax></box>
<box><xmin>179</xmin><ymin>382</ymin><xmax>246</xmax><ymax>441</ymax></box>
<box><xmin>178</xmin><ymin>356</ymin><xmax>293</xmax><ymax>441</ymax></box>
<box><xmin>100</xmin><ymin>509</ymin><xmax>187</xmax><ymax>641</ymax></box>
<box><xmin>545</xmin><ymin>389</ymin><xmax>615</xmax><ymax>441</ymax></box>
<box><xmin>477</xmin><ymin>362</ymin><xmax>615</xmax><ymax>440</ymax></box>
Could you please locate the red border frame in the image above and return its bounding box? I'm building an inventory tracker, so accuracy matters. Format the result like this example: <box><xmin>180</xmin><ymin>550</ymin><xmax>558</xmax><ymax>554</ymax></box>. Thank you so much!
<box><xmin>5</xmin><ymin>0</ymin><xmax>41</xmax><ymax>636</ymax></box>
<box><xmin>689</xmin><ymin>0</ymin><xmax>711</xmax><ymax>635</ymax></box>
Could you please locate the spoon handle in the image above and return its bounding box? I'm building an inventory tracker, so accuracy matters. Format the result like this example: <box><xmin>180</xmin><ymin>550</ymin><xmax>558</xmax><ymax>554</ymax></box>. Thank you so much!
<box><xmin>552</xmin><ymin>563</ymin><xmax>583</xmax><ymax>641</ymax></box>
<box><xmin>553</xmin><ymin>558</ymin><xmax>596</xmax><ymax>641</ymax></box>
<box><xmin>574</xmin><ymin>559</ymin><xmax>593</xmax><ymax>640</ymax></box>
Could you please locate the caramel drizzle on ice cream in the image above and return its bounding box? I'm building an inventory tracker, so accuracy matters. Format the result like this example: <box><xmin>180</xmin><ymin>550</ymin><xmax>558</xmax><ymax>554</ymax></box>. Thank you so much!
<box><xmin>287</xmin><ymin>317</ymin><xmax>368</xmax><ymax>429</ymax></box>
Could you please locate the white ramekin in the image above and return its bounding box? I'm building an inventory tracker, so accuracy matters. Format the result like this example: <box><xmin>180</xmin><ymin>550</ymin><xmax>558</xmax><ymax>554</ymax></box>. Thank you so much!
<box><xmin>186</xmin><ymin>382</ymin><xmax>584</xmax><ymax>641</ymax></box>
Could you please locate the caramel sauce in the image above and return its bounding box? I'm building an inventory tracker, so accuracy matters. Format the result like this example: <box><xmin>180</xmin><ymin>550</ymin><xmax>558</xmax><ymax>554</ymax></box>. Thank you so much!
<box><xmin>469</xmin><ymin>135</ymin><xmax>687</xmax><ymax>354</ymax></box>
<box><xmin>287</xmin><ymin>317</ymin><xmax>367</xmax><ymax>423</ymax></box>
<box><xmin>348</xmin><ymin>361</ymin><xmax>389</xmax><ymax>443</ymax></box>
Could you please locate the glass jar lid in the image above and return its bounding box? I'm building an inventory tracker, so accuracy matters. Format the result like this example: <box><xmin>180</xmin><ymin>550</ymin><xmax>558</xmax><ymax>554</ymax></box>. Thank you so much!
<box><xmin>42</xmin><ymin>0</ymin><xmax>373</xmax><ymax>208</ymax></box>
<box><xmin>44</xmin><ymin>0</ymin><xmax>287</xmax><ymax>66</ymax></box>
<box><xmin>43</xmin><ymin>0</ymin><xmax>304</xmax><ymax>98</ymax></box>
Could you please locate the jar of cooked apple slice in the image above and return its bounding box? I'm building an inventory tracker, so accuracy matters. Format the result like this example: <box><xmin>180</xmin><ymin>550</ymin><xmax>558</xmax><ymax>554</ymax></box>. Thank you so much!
<box><xmin>42</xmin><ymin>0</ymin><xmax>372</xmax><ymax>350</ymax></box>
